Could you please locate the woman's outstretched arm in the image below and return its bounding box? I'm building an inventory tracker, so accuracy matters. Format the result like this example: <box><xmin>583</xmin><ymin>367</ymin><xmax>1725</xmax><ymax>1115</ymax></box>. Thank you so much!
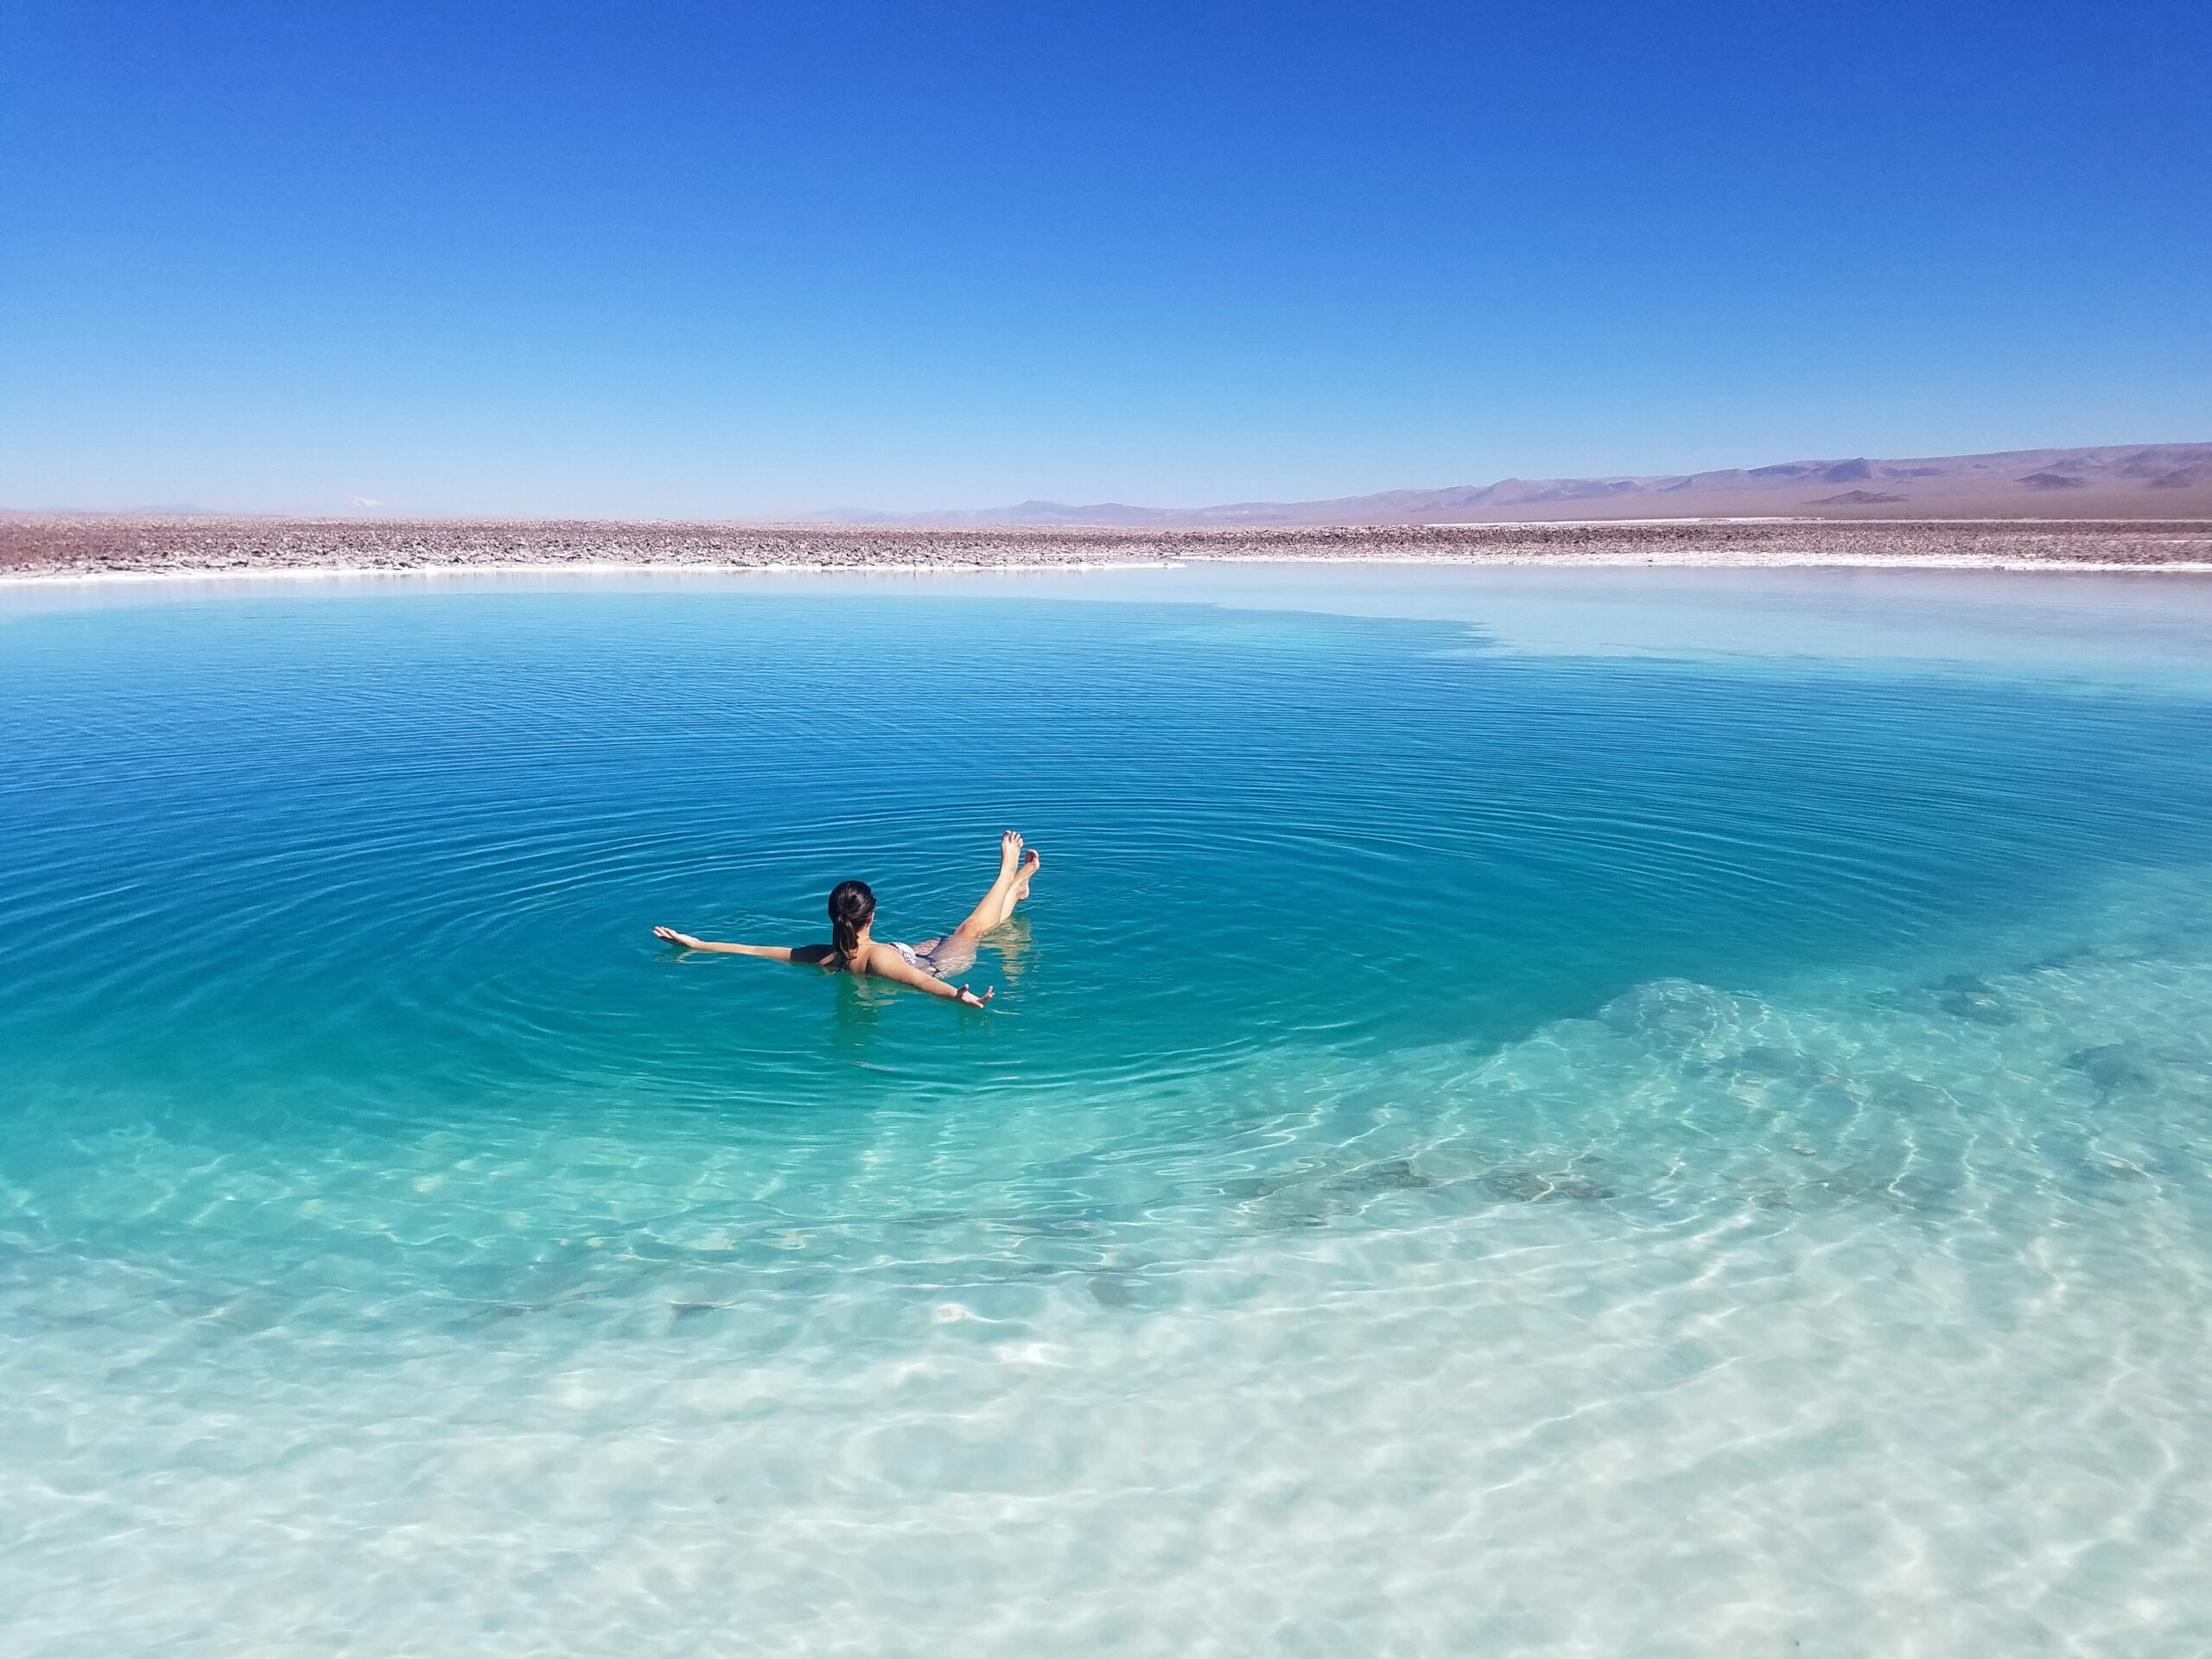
<box><xmin>652</xmin><ymin>927</ymin><xmax>832</xmax><ymax>963</ymax></box>
<box><xmin>865</xmin><ymin>944</ymin><xmax>995</xmax><ymax>1007</ymax></box>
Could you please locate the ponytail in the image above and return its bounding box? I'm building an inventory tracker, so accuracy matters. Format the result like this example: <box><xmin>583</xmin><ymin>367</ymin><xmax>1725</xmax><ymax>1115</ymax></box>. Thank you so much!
<box><xmin>828</xmin><ymin>880</ymin><xmax>875</xmax><ymax>963</ymax></box>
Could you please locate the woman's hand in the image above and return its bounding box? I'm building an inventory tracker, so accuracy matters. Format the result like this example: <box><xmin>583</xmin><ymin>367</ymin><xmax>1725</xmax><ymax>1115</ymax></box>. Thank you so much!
<box><xmin>956</xmin><ymin>983</ymin><xmax>995</xmax><ymax>1007</ymax></box>
<box><xmin>654</xmin><ymin>926</ymin><xmax>704</xmax><ymax>949</ymax></box>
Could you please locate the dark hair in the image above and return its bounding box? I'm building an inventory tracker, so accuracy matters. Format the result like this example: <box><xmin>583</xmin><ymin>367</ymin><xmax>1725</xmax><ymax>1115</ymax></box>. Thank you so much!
<box><xmin>828</xmin><ymin>880</ymin><xmax>875</xmax><ymax>962</ymax></box>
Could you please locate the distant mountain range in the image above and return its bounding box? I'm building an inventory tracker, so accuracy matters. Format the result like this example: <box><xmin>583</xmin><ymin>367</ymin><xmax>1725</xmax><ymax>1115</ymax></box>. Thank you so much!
<box><xmin>836</xmin><ymin>442</ymin><xmax>2212</xmax><ymax>526</ymax></box>
<box><xmin>10</xmin><ymin>442</ymin><xmax>2208</xmax><ymax>525</ymax></box>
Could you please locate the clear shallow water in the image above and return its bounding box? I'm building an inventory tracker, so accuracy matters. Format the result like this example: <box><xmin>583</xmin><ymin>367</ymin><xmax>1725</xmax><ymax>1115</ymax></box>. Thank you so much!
<box><xmin>3</xmin><ymin>566</ymin><xmax>2210</xmax><ymax>1656</ymax></box>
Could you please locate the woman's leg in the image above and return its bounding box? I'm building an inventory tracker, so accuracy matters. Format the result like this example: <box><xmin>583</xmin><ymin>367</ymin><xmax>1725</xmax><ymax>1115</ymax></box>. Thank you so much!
<box><xmin>947</xmin><ymin>831</ymin><xmax>1042</xmax><ymax>943</ymax></box>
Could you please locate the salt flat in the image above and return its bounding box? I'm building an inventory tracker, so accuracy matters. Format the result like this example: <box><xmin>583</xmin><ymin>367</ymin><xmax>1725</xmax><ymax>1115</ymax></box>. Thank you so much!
<box><xmin>3</xmin><ymin>514</ymin><xmax>2211</xmax><ymax>581</ymax></box>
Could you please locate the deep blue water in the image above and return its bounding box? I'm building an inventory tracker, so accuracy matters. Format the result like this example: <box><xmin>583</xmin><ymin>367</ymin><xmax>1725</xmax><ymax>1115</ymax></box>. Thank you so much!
<box><xmin>3</xmin><ymin>567</ymin><xmax>2210</xmax><ymax>1656</ymax></box>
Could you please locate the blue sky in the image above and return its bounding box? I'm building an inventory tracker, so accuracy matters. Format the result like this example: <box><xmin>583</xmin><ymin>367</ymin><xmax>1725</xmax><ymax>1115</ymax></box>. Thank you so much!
<box><xmin>3</xmin><ymin>1</ymin><xmax>2208</xmax><ymax>516</ymax></box>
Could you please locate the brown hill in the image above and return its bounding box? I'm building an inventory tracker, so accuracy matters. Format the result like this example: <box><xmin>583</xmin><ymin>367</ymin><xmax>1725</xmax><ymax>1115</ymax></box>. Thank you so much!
<box><xmin>869</xmin><ymin>442</ymin><xmax>2212</xmax><ymax>525</ymax></box>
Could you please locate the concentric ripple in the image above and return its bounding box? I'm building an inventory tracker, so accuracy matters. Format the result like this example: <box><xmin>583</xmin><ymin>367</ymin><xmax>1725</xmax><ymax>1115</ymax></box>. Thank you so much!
<box><xmin>3</xmin><ymin>568</ymin><xmax>2211</xmax><ymax>1656</ymax></box>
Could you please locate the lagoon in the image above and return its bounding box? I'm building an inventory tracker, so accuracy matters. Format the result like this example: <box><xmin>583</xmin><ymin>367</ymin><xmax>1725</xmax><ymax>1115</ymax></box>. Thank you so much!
<box><xmin>3</xmin><ymin>563</ymin><xmax>2210</xmax><ymax>1655</ymax></box>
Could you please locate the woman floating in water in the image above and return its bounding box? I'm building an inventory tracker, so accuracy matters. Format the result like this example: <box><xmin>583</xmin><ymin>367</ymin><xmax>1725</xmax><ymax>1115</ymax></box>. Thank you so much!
<box><xmin>652</xmin><ymin>831</ymin><xmax>1040</xmax><ymax>1008</ymax></box>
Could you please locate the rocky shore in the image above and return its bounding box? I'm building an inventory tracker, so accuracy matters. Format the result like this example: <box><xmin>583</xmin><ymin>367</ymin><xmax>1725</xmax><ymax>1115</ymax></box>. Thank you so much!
<box><xmin>4</xmin><ymin>514</ymin><xmax>2211</xmax><ymax>579</ymax></box>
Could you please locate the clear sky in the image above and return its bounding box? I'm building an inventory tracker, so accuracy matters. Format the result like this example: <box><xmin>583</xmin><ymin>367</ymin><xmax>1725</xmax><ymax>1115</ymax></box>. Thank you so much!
<box><xmin>3</xmin><ymin>1</ymin><xmax>2208</xmax><ymax>516</ymax></box>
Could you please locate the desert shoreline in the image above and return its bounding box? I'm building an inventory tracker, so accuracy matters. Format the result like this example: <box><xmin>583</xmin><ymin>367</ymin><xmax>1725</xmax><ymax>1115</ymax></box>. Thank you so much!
<box><xmin>3</xmin><ymin>515</ymin><xmax>2211</xmax><ymax>582</ymax></box>
<box><xmin>14</xmin><ymin>555</ymin><xmax>2212</xmax><ymax>591</ymax></box>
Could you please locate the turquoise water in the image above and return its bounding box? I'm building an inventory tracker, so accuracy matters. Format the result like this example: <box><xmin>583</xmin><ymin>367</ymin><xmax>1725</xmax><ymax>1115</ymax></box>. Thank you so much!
<box><xmin>3</xmin><ymin>565</ymin><xmax>2211</xmax><ymax>1655</ymax></box>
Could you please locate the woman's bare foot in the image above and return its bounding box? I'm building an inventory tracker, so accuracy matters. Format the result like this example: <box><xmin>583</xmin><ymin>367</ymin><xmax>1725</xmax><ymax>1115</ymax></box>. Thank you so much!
<box><xmin>954</xmin><ymin>832</ymin><xmax>1040</xmax><ymax>940</ymax></box>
